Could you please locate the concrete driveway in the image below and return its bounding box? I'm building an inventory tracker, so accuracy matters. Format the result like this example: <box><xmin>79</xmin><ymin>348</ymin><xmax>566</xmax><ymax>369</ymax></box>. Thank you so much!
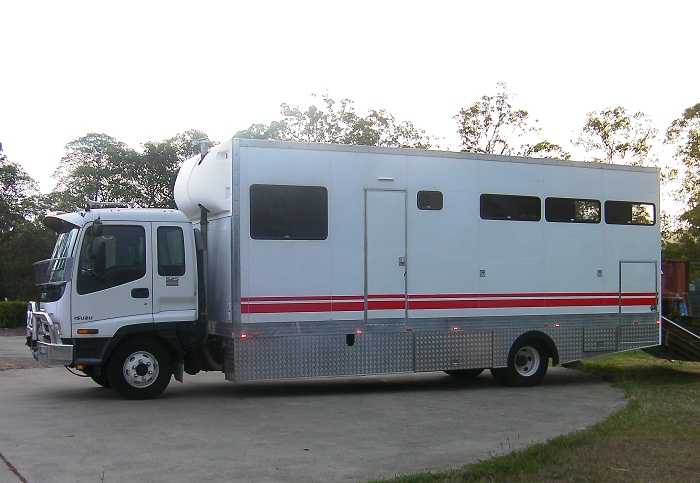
<box><xmin>0</xmin><ymin>336</ymin><xmax>625</xmax><ymax>483</ymax></box>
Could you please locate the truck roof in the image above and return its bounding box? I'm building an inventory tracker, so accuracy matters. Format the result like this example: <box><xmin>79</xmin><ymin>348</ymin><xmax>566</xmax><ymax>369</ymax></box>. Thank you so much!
<box><xmin>237</xmin><ymin>138</ymin><xmax>661</xmax><ymax>174</ymax></box>
<box><xmin>46</xmin><ymin>208</ymin><xmax>189</xmax><ymax>230</ymax></box>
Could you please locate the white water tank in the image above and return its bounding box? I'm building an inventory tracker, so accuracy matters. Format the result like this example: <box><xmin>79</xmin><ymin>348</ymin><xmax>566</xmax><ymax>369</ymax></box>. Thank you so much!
<box><xmin>174</xmin><ymin>139</ymin><xmax>233</xmax><ymax>221</ymax></box>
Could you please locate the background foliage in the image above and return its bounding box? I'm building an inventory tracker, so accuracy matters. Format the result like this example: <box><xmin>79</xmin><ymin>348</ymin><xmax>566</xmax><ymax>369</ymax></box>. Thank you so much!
<box><xmin>0</xmin><ymin>301</ymin><xmax>27</xmax><ymax>328</ymax></box>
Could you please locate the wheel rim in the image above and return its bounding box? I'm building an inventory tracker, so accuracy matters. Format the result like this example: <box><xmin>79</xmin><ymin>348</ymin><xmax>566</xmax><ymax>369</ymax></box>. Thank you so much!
<box><xmin>514</xmin><ymin>346</ymin><xmax>540</xmax><ymax>377</ymax></box>
<box><xmin>122</xmin><ymin>351</ymin><xmax>159</xmax><ymax>388</ymax></box>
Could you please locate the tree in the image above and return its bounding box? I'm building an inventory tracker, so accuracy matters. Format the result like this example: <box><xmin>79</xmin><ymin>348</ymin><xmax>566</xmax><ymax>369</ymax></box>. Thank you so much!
<box><xmin>0</xmin><ymin>221</ymin><xmax>54</xmax><ymax>300</ymax></box>
<box><xmin>0</xmin><ymin>145</ymin><xmax>54</xmax><ymax>300</ymax></box>
<box><xmin>127</xmin><ymin>129</ymin><xmax>214</xmax><ymax>208</ymax></box>
<box><xmin>0</xmin><ymin>146</ymin><xmax>39</xmax><ymax>242</ymax></box>
<box><xmin>49</xmin><ymin>130</ymin><xmax>214</xmax><ymax>210</ymax></box>
<box><xmin>51</xmin><ymin>133</ymin><xmax>138</xmax><ymax>210</ymax></box>
<box><xmin>666</xmin><ymin>103</ymin><xmax>700</xmax><ymax>203</ymax></box>
<box><xmin>454</xmin><ymin>83</ymin><xmax>569</xmax><ymax>159</ymax></box>
<box><xmin>524</xmin><ymin>141</ymin><xmax>571</xmax><ymax>160</ymax></box>
<box><xmin>236</xmin><ymin>93</ymin><xmax>433</xmax><ymax>149</ymax></box>
<box><xmin>662</xmin><ymin>104</ymin><xmax>700</xmax><ymax>262</ymax></box>
<box><xmin>574</xmin><ymin>106</ymin><xmax>657</xmax><ymax>165</ymax></box>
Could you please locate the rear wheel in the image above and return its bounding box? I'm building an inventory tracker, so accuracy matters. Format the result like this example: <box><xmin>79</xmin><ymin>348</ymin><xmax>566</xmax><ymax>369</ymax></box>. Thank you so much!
<box><xmin>444</xmin><ymin>368</ymin><xmax>484</xmax><ymax>380</ymax></box>
<box><xmin>107</xmin><ymin>338</ymin><xmax>172</xmax><ymax>399</ymax></box>
<box><xmin>491</xmin><ymin>339</ymin><xmax>548</xmax><ymax>387</ymax></box>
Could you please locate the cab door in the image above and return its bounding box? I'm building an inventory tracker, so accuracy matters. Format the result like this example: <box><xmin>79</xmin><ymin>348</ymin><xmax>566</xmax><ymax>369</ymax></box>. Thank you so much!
<box><xmin>71</xmin><ymin>222</ymin><xmax>153</xmax><ymax>336</ymax></box>
<box><xmin>151</xmin><ymin>223</ymin><xmax>197</xmax><ymax>323</ymax></box>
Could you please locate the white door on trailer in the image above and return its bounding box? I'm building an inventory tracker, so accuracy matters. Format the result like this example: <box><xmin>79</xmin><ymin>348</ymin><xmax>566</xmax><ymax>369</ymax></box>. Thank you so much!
<box><xmin>619</xmin><ymin>261</ymin><xmax>658</xmax><ymax>314</ymax></box>
<box><xmin>365</xmin><ymin>190</ymin><xmax>407</xmax><ymax>321</ymax></box>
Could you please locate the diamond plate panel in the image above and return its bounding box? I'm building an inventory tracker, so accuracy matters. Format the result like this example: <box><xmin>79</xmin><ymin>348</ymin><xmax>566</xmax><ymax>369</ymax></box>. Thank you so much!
<box><xmin>546</xmin><ymin>327</ymin><xmax>583</xmax><ymax>364</ymax></box>
<box><xmin>228</xmin><ymin>332</ymin><xmax>413</xmax><ymax>382</ymax></box>
<box><xmin>360</xmin><ymin>333</ymin><xmax>413</xmax><ymax>374</ymax></box>
<box><xmin>583</xmin><ymin>327</ymin><xmax>616</xmax><ymax>352</ymax></box>
<box><xmin>464</xmin><ymin>331</ymin><xmax>492</xmax><ymax>368</ymax></box>
<box><xmin>414</xmin><ymin>330</ymin><xmax>491</xmax><ymax>372</ymax></box>
<box><xmin>618</xmin><ymin>323</ymin><xmax>659</xmax><ymax>350</ymax></box>
<box><xmin>492</xmin><ymin>328</ymin><xmax>523</xmax><ymax>367</ymax></box>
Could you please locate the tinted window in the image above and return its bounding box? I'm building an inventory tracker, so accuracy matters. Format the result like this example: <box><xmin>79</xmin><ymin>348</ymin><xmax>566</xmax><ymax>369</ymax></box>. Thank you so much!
<box><xmin>480</xmin><ymin>194</ymin><xmax>541</xmax><ymax>221</ymax></box>
<box><xmin>157</xmin><ymin>226</ymin><xmax>185</xmax><ymax>276</ymax></box>
<box><xmin>545</xmin><ymin>197</ymin><xmax>601</xmax><ymax>223</ymax></box>
<box><xmin>417</xmin><ymin>190</ymin><xmax>443</xmax><ymax>210</ymax></box>
<box><xmin>250</xmin><ymin>184</ymin><xmax>328</xmax><ymax>240</ymax></box>
<box><xmin>605</xmin><ymin>201</ymin><xmax>656</xmax><ymax>226</ymax></box>
<box><xmin>77</xmin><ymin>225</ymin><xmax>146</xmax><ymax>295</ymax></box>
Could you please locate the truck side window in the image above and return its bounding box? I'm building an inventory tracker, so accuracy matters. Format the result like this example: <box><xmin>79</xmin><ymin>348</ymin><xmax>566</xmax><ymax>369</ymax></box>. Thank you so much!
<box><xmin>77</xmin><ymin>225</ymin><xmax>146</xmax><ymax>295</ymax></box>
<box><xmin>480</xmin><ymin>194</ymin><xmax>541</xmax><ymax>221</ymax></box>
<box><xmin>605</xmin><ymin>201</ymin><xmax>656</xmax><ymax>226</ymax></box>
<box><xmin>545</xmin><ymin>197</ymin><xmax>600</xmax><ymax>223</ymax></box>
<box><xmin>157</xmin><ymin>226</ymin><xmax>186</xmax><ymax>276</ymax></box>
<box><xmin>250</xmin><ymin>184</ymin><xmax>328</xmax><ymax>240</ymax></box>
<box><xmin>417</xmin><ymin>190</ymin><xmax>443</xmax><ymax>210</ymax></box>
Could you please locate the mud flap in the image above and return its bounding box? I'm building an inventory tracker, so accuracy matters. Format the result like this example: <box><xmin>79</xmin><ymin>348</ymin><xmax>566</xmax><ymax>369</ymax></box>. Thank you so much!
<box><xmin>174</xmin><ymin>361</ymin><xmax>184</xmax><ymax>383</ymax></box>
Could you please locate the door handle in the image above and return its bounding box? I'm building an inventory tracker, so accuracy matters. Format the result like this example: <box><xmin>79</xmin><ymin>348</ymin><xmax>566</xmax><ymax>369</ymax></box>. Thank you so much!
<box><xmin>398</xmin><ymin>256</ymin><xmax>406</xmax><ymax>267</ymax></box>
<box><xmin>131</xmin><ymin>288</ymin><xmax>149</xmax><ymax>298</ymax></box>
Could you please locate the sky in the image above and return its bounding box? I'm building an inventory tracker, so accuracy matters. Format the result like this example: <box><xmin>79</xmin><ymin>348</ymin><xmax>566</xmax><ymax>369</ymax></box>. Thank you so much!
<box><xmin>1</xmin><ymin>0</ymin><xmax>698</xmax><ymax>199</ymax></box>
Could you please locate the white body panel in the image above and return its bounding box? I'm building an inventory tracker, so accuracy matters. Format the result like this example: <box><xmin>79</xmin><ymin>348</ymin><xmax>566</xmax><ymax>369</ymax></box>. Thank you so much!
<box><xmin>209</xmin><ymin>140</ymin><xmax>660</xmax><ymax>326</ymax></box>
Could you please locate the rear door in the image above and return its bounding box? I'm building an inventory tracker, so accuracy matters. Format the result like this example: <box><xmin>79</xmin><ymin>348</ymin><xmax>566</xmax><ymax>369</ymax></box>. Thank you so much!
<box><xmin>71</xmin><ymin>222</ymin><xmax>153</xmax><ymax>336</ymax></box>
<box><xmin>620</xmin><ymin>261</ymin><xmax>658</xmax><ymax>314</ymax></box>
<box><xmin>152</xmin><ymin>223</ymin><xmax>197</xmax><ymax>323</ymax></box>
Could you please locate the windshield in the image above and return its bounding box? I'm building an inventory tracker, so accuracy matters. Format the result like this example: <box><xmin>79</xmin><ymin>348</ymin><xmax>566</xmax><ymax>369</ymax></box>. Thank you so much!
<box><xmin>51</xmin><ymin>228</ymin><xmax>78</xmax><ymax>259</ymax></box>
<box><xmin>34</xmin><ymin>228</ymin><xmax>79</xmax><ymax>285</ymax></box>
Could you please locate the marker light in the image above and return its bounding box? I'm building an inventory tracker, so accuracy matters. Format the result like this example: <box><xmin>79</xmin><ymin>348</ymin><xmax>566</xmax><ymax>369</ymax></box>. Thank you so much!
<box><xmin>355</xmin><ymin>329</ymin><xmax>363</xmax><ymax>335</ymax></box>
<box><xmin>239</xmin><ymin>331</ymin><xmax>249</xmax><ymax>340</ymax></box>
<box><xmin>77</xmin><ymin>328</ymin><xmax>98</xmax><ymax>335</ymax></box>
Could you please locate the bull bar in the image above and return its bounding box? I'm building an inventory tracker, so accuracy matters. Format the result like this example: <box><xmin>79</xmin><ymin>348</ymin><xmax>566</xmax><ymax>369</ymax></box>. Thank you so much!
<box><xmin>25</xmin><ymin>302</ymin><xmax>73</xmax><ymax>366</ymax></box>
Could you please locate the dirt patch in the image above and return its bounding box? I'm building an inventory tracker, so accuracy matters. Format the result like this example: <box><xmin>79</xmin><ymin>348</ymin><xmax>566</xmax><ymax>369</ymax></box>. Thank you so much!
<box><xmin>0</xmin><ymin>357</ymin><xmax>45</xmax><ymax>371</ymax></box>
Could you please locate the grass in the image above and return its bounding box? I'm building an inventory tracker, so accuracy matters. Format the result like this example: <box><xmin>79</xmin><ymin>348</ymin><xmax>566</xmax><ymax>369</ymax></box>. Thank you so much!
<box><xmin>373</xmin><ymin>351</ymin><xmax>700</xmax><ymax>482</ymax></box>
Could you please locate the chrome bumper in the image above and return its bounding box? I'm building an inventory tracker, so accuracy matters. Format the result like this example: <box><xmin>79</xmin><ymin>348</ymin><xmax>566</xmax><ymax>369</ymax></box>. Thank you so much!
<box><xmin>26</xmin><ymin>302</ymin><xmax>73</xmax><ymax>366</ymax></box>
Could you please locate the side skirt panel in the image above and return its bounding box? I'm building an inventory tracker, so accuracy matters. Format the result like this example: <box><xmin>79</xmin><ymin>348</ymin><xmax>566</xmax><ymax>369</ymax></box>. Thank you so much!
<box><xmin>224</xmin><ymin>313</ymin><xmax>659</xmax><ymax>382</ymax></box>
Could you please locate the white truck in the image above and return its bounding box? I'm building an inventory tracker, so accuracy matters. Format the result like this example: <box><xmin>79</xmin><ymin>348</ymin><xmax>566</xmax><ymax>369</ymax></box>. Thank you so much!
<box><xmin>27</xmin><ymin>139</ymin><xmax>661</xmax><ymax>399</ymax></box>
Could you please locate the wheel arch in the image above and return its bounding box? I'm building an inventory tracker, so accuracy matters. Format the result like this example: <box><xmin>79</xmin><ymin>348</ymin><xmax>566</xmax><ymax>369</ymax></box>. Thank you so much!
<box><xmin>102</xmin><ymin>324</ymin><xmax>184</xmax><ymax>367</ymax></box>
<box><xmin>510</xmin><ymin>331</ymin><xmax>560</xmax><ymax>366</ymax></box>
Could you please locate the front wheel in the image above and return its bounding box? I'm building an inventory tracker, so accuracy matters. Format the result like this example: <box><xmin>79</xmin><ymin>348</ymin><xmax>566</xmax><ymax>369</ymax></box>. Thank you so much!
<box><xmin>107</xmin><ymin>338</ymin><xmax>172</xmax><ymax>399</ymax></box>
<box><xmin>491</xmin><ymin>340</ymin><xmax>548</xmax><ymax>387</ymax></box>
<box><xmin>88</xmin><ymin>371</ymin><xmax>111</xmax><ymax>388</ymax></box>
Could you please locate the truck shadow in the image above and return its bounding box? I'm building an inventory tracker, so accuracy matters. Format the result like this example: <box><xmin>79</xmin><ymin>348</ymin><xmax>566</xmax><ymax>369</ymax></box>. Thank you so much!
<box><xmin>37</xmin><ymin>366</ymin><xmax>633</xmax><ymax>402</ymax></box>
<box><xmin>93</xmin><ymin>367</ymin><xmax>608</xmax><ymax>401</ymax></box>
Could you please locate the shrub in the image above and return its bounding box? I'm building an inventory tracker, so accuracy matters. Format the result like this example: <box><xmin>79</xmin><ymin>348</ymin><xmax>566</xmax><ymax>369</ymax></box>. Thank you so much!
<box><xmin>0</xmin><ymin>301</ymin><xmax>27</xmax><ymax>328</ymax></box>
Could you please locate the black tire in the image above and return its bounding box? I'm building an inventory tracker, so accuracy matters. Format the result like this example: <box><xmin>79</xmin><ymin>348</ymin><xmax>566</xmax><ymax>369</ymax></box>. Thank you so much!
<box><xmin>107</xmin><ymin>338</ymin><xmax>172</xmax><ymax>400</ymax></box>
<box><xmin>444</xmin><ymin>368</ymin><xmax>484</xmax><ymax>379</ymax></box>
<box><xmin>89</xmin><ymin>372</ymin><xmax>111</xmax><ymax>388</ymax></box>
<box><xmin>491</xmin><ymin>339</ymin><xmax>548</xmax><ymax>387</ymax></box>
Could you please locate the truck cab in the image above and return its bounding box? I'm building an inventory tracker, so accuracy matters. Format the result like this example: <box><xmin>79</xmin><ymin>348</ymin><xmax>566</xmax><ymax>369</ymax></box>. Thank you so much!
<box><xmin>27</xmin><ymin>206</ymin><xmax>213</xmax><ymax>398</ymax></box>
